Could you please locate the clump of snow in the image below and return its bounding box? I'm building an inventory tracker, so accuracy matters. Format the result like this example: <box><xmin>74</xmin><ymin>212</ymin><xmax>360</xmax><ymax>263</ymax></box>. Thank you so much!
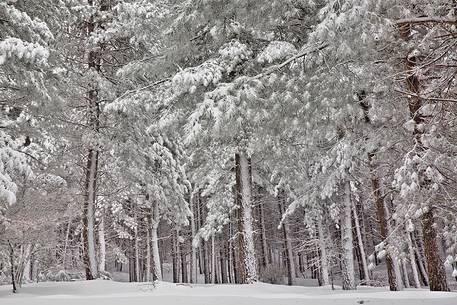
<box><xmin>257</xmin><ymin>41</ymin><xmax>297</xmax><ymax>64</ymax></box>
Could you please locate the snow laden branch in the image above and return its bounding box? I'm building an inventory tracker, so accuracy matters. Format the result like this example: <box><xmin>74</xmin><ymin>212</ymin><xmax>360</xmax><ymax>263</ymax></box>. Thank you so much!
<box><xmin>396</xmin><ymin>17</ymin><xmax>457</xmax><ymax>26</ymax></box>
<box><xmin>255</xmin><ymin>43</ymin><xmax>329</xmax><ymax>79</ymax></box>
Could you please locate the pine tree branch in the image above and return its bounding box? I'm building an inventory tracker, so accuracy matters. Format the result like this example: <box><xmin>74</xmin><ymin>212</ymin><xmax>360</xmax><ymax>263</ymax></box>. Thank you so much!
<box><xmin>396</xmin><ymin>17</ymin><xmax>457</xmax><ymax>26</ymax></box>
<box><xmin>115</xmin><ymin>78</ymin><xmax>171</xmax><ymax>102</ymax></box>
<box><xmin>394</xmin><ymin>88</ymin><xmax>457</xmax><ymax>103</ymax></box>
<box><xmin>255</xmin><ymin>43</ymin><xmax>329</xmax><ymax>79</ymax></box>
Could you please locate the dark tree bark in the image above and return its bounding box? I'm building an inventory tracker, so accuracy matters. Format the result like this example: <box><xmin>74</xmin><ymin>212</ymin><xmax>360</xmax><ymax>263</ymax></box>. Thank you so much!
<box><xmin>9</xmin><ymin>242</ymin><xmax>17</xmax><ymax>293</ymax></box>
<box><xmin>278</xmin><ymin>190</ymin><xmax>294</xmax><ymax>286</ymax></box>
<box><xmin>422</xmin><ymin>209</ymin><xmax>449</xmax><ymax>291</ymax></box>
<box><xmin>234</xmin><ymin>153</ymin><xmax>246</xmax><ymax>283</ymax></box>
<box><xmin>400</xmin><ymin>29</ymin><xmax>449</xmax><ymax>291</ymax></box>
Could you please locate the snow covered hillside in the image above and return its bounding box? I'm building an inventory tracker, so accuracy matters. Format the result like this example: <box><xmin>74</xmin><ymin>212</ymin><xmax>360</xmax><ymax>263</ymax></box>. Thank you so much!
<box><xmin>1</xmin><ymin>281</ymin><xmax>456</xmax><ymax>305</ymax></box>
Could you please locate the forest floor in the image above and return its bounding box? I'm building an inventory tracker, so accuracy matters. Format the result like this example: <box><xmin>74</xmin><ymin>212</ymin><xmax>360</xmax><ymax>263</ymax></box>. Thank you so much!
<box><xmin>1</xmin><ymin>280</ymin><xmax>457</xmax><ymax>305</ymax></box>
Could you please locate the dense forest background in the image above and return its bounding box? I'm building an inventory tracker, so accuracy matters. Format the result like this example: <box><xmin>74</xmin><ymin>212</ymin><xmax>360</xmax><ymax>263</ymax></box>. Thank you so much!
<box><xmin>1</xmin><ymin>0</ymin><xmax>457</xmax><ymax>294</ymax></box>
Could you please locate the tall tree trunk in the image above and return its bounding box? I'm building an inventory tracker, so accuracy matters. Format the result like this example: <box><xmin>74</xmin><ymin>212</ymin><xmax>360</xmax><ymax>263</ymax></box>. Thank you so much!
<box><xmin>257</xmin><ymin>187</ymin><xmax>269</xmax><ymax>270</ymax></box>
<box><xmin>203</xmin><ymin>239</ymin><xmax>210</xmax><ymax>283</ymax></box>
<box><xmin>236</xmin><ymin>152</ymin><xmax>258</xmax><ymax>283</ymax></box>
<box><xmin>220</xmin><ymin>237</ymin><xmax>228</xmax><ymax>283</ymax></box>
<box><xmin>422</xmin><ymin>209</ymin><xmax>449</xmax><ymax>291</ymax></box>
<box><xmin>82</xmin><ymin>147</ymin><xmax>99</xmax><ymax>280</ymax></box>
<box><xmin>82</xmin><ymin>0</ymin><xmax>109</xmax><ymax>280</ymax></box>
<box><xmin>234</xmin><ymin>155</ymin><xmax>246</xmax><ymax>283</ymax></box>
<box><xmin>134</xmin><ymin>221</ymin><xmax>140</xmax><ymax>282</ymax></box>
<box><xmin>352</xmin><ymin>202</ymin><xmax>370</xmax><ymax>283</ymax></box>
<box><xmin>9</xmin><ymin>242</ymin><xmax>17</xmax><ymax>293</ymax></box>
<box><xmin>360</xmin><ymin>90</ymin><xmax>400</xmax><ymax>291</ymax></box>
<box><xmin>180</xmin><ymin>240</ymin><xmax>188</xmax><ymax>283</ymax></box>
<box><xmin>399</xmin><ymin>25</ymin><xmax>449</xmax><ymax>292</ymax></box>
<box><xmin>341</xmin><ymin>181</ymin><xmax>355</xmax><ymax>290</ymax></box>
<box><xmin>278</xmin><ymin>190</ymin><xmax>295</xmax><ymax>286</ymax></box>
<box><xmin>190</xmin><ymin>192</ymin><xmax>197</xmax><ymax>283</ymax></box>
<box><xmin>407</xmin><ymin>230</ymin><xmax>421</xmax><ymax>288</ymax></box>
<box><xmin>211</xmin><ymin>234</ymin><xmax>216</xmax><ymax>284</ymax></box>
<box><xmin>98</xmin><ymin>216</ymin><xmax>106</xmax><ymax>273</ymax></box>
<box><xmin>317</xmin><ymin>218</ymin><xmax>330</xmax><ymax>285</ymax></box>
<box><xmin>145</xmin><ymin>216</ymin><xmax>152</xmax><ymax>282</ymax></box>
<box><xmin>151</xmin><ymin>201</ymin><xmax>162</xmax><ymax>281</ymax></box>
<box><xmin>63</xmin><ymin>215</ymin><xmax>72</xmax><ymax>271</ymax></box>
<box><xmin>414</xmin><ymin>244</ymin><xmax>429</xmax><ymax>286</ymax></box>
<box><xmin>369</xmin><ymin>153</ymin><xmax>400</xmax><ymax>291</ymax></box>
<box><xmin>172</xmin><ymin>230</ymin><xmax>178</xmax><ymax>283</ymax></box>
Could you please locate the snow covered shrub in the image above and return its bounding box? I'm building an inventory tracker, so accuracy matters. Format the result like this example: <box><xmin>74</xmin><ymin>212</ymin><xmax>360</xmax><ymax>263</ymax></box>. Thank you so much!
<box><xmin>54</xmin><ymin>270</ymin><xmax>71</xmax><ymax>282</ymax></box>
<box><xmin>39</xmin><ymin>269</ymin><xmax>84</xmax><ymax>282</ymax></box>
<box><xmin>259</xmin><ymin>265</ymin><xmax>284</xmax><ymax>284</ymax></box>
<box><xmin>99</xmin><ymin>270</ymin><xmax>112</xmax><ymax>280</ymax></box>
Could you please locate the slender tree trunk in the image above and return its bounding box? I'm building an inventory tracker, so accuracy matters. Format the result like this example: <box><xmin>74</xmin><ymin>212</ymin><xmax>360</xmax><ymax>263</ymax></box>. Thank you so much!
<box><xmin>98</xmin><ymin>216</ymin><xmax>106</xmax><ymax>273</ymax></box>
<box><xmin>369</xmin><ymin>153</ymin><xmax>400</xmax><ymax>291</ymax></box>
<box><xmin>236</xmin><ymin>152</ymin><xmax>258</xmax><ymax>283</ymax></box>
<box><xmin>279</xmin><ymin>190</ymin><xmax>295</xmax><ymax>285</ymax></box>
<box><xmin>407</xmin><ymin>230</ymin><xmax>421</xmax><ymax>288</ymax></box>
<box><xmin>211</xmin><ymin>234</ymin><xmax>216</xmax><ymax>284</ymax></box>
<box><xmin>258</xmin><ymin>188</ymin><xmax>269</xmax><ymax>269</ymax></box>
<box><xmin>385</xmin><ymin>200</ymin><xmax>404</xmax><ymax>290</ymax></box>
<box><xmin>234</xmin><ymin>155</ymin><xmax>246</xmax><ymax>283</ymax></box>
<box><xmin>82</xmin><ymin>147</ymin><xmax>99</xmax><ymax>280</ymax></box>
<box><xmin>190</xmin><ymin>192</ymin><xmax>197</xmax><ymax>283</ymax></box>
<box><xmin>63</xmin><ymin>215</ymin><xmax>72</xmax><ymax>271</ymax></box>
<box><xmin>317</xmin><ymin>218</ymin><xmax>330</xmax><ymax>285</ymax></box>
<box><xmin>203</xmin><ymin>239</ymin><xmax>210</xmax><ymax>283</ymax></box>
<box><xmin>9</xmin><ymin>242</ymin><xmax>16</xmax><ymax>293</ymax></box>
<box><xmin>145</xmin><ymin>216</ymin><xmax>152</xmax><ymax>282</ymax></box>
<box><xmin>352</xmin><ymin>202</ymin><xmax>370</xmax><ymax>283</ymax></box>
<box><xmin>401</xmin><ymin>258</ymin><xmax>410</xmax><ymax>288</ymax></box>
<box><xmin>151</xmin><ymin>201</ymin><xmax>162</xmax><ymax>281</ymax></box>
<box><xmin>341</xmin><ymin>181</ymin><xmax>356</xmax><ymax>290</ymax></box>
<box><xmin>399</xmin><ymin>25</ymin><xmax>449</xmax><ymax>292</ymax></box>
<box><xmin>414</xmin><ymin>245</ymin><xmax>429</xmax><ymax>286</ymax></box>
<box><xmin>81</xmin><ymin>0</ymin><xmax>110</xmax><ymax>280</ymax></box>
<box><xmin>180</xmin><ymin>240</ymin><xmax>188</xmax><ymax>283</ymax></box>
<box><xmin>134</xmin><ymin>222</ymin><xmax>140</xmax><ymax>282</ymax></box>
<box><xmin>220</xmin><ymin>238</ymin><xmax>228</xmax><ymax>283</ymax></box>
<box><xmin>172</xmin><ymin>230</ymin><xmax>178</xmax><ymax>283</ymax></box>
<box><xmin>422</xmin><ymin>209</ymin><xmax>449</xmax><ymax>291</ymax></box>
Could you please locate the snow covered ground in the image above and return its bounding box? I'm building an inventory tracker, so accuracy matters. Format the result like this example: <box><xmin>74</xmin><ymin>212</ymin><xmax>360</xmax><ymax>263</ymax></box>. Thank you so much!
<box><xmin>1</xmin><ymin>280</ymin><xmax>457</xmax><ymax>305</ymax></box>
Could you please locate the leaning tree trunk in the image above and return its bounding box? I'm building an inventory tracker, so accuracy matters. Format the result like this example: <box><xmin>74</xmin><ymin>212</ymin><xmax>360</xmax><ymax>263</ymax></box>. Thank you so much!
<box><xmin>341</xmin><ymin>181</ymin><xmax>356</xmax><ymax>290</ymax></box>
<box><xmin>236</xmin><ymin>152</ymin><xmax>258</xmax><ymax>283</ymax></box>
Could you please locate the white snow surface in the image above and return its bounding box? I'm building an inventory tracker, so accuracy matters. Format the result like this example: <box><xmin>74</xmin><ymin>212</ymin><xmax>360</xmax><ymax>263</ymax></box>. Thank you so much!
<box><xmin>1</xmin><ymin>280</ymin><xmax>457</xmax><ymax>305</ymax></box>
